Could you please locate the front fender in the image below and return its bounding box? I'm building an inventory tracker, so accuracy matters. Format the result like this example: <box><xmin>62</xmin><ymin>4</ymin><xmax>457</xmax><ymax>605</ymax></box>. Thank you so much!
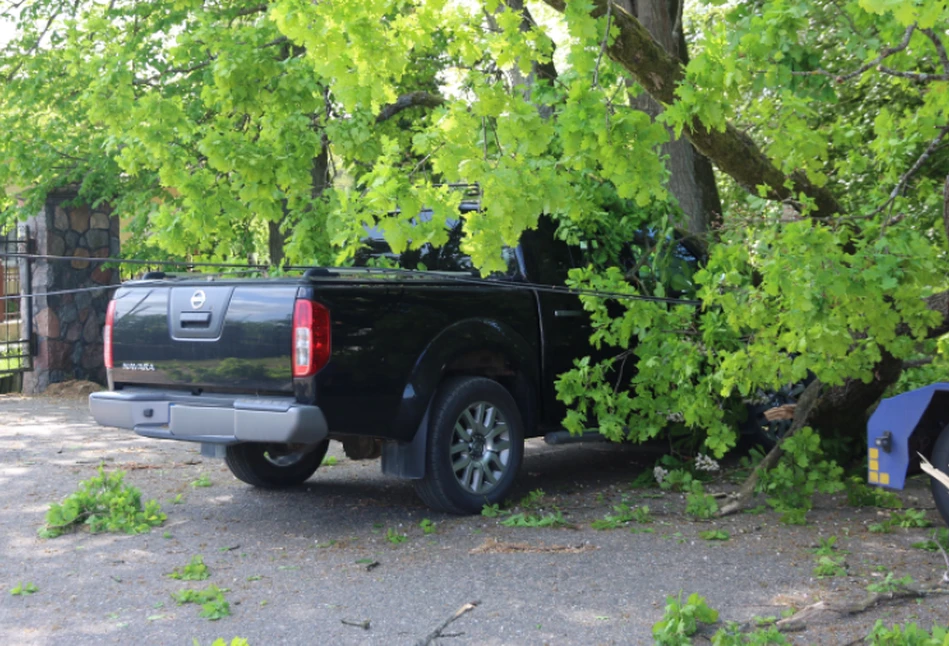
<box><xmin>867</xmin><ymin>383</ymin><xmax>949</xmax><ymax>490</ymax></box>
<box><xmin>388</xmin><ymin>317</ymin><xmax>538</xmax><ymax>443</ymax></box>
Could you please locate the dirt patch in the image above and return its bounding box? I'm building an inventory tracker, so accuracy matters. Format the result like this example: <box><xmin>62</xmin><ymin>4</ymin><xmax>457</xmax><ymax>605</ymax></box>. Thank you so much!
<box><xmin>41</xmin><ymin>379</ymin><xmax>104</xmax><ymax>399</ymax></box>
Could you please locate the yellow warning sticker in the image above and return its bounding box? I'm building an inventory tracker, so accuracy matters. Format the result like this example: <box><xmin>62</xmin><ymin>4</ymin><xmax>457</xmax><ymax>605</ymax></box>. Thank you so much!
<box><xmin>869</xmin><ymin>448</ymin><xmax>879</xmax><ymax>459</ymax></box>
<box><xmin>880</xmin><ymin>472</ymin><xmax>890</xmax><ymax>485</ymax></box>
<box><xmin>869</xmin><ymin>472</ymin><xmax>879</xmax><ymax>483</ymax></box>
<box><xmin>869</xmin><ymin>460</ymin><xmax>879</xmax><ymax>471</ymax></box>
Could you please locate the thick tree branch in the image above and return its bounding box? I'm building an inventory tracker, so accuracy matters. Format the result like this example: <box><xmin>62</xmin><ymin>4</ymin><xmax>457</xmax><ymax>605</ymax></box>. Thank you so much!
<box><xmin>485</xmin><ymin>0</ymin><xmax>559</xmax><ymax>97</ymax></box>
<box><xmin>375</xmin><ymin>91</ymin><xmax>445</xmax><ymax>123</ymax></box>
<box><xmin>539</xmin><ymin>0</ymin><xmax>844</xmax><ymax>218</ymax></box>
<box><xmin>517</xmin><ymin>2</ymin><xmax>558</xmax><ymax>84</ymax></box>
<box><xmin>231</xmin><ymin>4</ymin><xmax>267</xmax><ymax>18</ymax></box>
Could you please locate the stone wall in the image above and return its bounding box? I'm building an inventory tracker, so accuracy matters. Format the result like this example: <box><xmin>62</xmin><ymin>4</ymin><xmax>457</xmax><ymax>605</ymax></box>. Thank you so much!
<box><xmin>22</xmin><ymin>191</ymin><xmax>120</xmax><ymax>393</ymax></box>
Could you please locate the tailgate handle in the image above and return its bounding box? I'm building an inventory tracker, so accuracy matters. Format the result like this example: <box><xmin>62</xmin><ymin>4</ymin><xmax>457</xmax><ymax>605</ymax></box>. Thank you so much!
<box><xmin>180</xmin><ymin>312</ymin><xmax>212</xmax><ymax>328</ymax></box>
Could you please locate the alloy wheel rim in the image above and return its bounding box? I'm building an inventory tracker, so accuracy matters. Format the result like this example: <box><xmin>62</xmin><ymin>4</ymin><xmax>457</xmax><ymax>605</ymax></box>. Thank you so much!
<box><xmin>450</xmin><ymin>401</ymin><xmax>512</xmax><ymax>494</ymax></box>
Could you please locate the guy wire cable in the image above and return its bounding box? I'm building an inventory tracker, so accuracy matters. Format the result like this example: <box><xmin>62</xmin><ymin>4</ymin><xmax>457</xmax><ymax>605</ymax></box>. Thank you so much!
<box><xmin>0</xmin><ymin>251</ymin><xmax>703</xmax><ymax>307</ymax></box>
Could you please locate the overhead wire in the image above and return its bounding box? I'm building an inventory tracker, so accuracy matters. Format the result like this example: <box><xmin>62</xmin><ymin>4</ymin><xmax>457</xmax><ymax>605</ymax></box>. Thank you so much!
<box><xmin>0</xmin><ymin>251</ymin><xmax>269</xmax><ymax>270</ymax></box>
<box><xmin>0</xmin><ymin>284</ymin><xmax>119</xmax><ymax>302</ymax></box>
<box><xmin>0</xmin><ymin>251</ymin><xmax>703</xmax><ymax>307</ymax></box>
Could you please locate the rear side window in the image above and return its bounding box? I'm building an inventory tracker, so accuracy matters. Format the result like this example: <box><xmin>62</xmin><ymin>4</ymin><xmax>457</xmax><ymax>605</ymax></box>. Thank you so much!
<box><xmin>530</xmin><ymin>218</ymin><xmax>702</xmax><ymax>298</ymax></box>
<box><xmin>518</xmin><ymin>216</ymin><xmax>586</xmax><ymax>286</ymax></box>
<box><xmin>354</xmin><ymin>219</ymin><xmax>520</xmax><ymax>277</ymax></box>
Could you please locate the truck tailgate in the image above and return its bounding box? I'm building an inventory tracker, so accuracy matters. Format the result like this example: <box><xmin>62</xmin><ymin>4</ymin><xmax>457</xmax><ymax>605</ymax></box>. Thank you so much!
<box><xmin>109</xmin><ymin>282</ymin><xmax>297</xmax><ymax>393</ymax></box>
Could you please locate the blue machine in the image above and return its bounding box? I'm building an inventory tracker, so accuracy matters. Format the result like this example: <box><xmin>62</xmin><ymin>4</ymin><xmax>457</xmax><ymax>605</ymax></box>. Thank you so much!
<box><xmin>866</xmin><ymin>383</ymin><xmax>949</xmax><ymax>489</ymax></box>
<box><xmin>867</xmin><ymin>383</ymin><xmax>949</xmax><ymax>527</ymax></box>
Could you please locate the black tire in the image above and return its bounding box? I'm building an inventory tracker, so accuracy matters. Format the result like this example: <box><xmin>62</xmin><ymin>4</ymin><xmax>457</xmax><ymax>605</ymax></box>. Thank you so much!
<box><xmin>415</xmin><ymin>376</ymin><xmax>525</xmax><ymax>514</ymax></box>
<box><xmin>225</xmin><ymin>441</ymin><xmax>329</xmax><ymax>489</ymax></box>
<box><xmin>930</xmin><ymin>425</ymin><xmax>949</xmax><ymax>527</ymax></box>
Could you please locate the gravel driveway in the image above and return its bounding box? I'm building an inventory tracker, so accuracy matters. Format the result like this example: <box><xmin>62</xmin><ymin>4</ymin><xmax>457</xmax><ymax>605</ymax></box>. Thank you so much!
<box><xmin>0</xmin><ymin>393</ymin><xmax>946</xmax><ymax>645</ymax></box>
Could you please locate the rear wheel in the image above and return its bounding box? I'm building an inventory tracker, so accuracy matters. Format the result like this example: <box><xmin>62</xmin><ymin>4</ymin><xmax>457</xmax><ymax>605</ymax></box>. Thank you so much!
<box><xmin>225</xmin><ymin>441</ymin><xmax>329</xmax><ymax>488</ymax></box>
<box><xmin>415</xmin><ymin>376</ymin><xmax>525</xmax><ymax>514</ymax></box>
<box><xmin>930</xmin><ymin>426</ymin><xmax>949</xmax><ymax>527</ymax></box>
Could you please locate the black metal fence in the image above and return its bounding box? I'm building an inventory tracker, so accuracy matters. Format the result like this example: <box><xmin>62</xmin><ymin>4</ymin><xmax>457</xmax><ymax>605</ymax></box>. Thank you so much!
<box><xmin>1</xmin><ymin>225</ymin><xmax>32</xmax><ymax>379</ymax></box>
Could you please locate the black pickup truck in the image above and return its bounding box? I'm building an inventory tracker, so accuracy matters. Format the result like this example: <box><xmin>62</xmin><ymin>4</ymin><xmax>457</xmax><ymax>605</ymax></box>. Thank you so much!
<box><xmin>89</xmin><ymin>214</ymin><xmax>701</xmax><ymax>513</ymax></box>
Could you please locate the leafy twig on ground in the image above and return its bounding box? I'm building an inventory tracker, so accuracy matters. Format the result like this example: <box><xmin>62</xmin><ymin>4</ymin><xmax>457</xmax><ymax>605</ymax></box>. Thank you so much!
<box><xmin>171</xmin><ymin>585</ymin><xmax>231</xmax><ymax>621</ymax></box>
<box><xmin>501</xmin><ymin>510</ymin><xmax>571</xmax><ymax>528</ymax></box>
<box><xmin>39</xmin><ymin>466</ymin><xmax>166</xmax><ymax>538</ymax></box>
<box><xmin>166</xmin><ymin>555</ymin><xmax>210</xmax><ymax>581</ymax></box>
<box><xmin>10</xmin><ymin>582</ymin><xmax>38</xmax><ymax>596</ymax></box>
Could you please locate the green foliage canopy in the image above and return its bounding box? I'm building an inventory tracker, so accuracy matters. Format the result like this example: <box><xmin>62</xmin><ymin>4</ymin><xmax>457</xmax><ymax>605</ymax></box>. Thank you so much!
<box><xmin>2</xmin><ymin>0</ymin><xmax>948</xmax><ymax>453</ymax></box>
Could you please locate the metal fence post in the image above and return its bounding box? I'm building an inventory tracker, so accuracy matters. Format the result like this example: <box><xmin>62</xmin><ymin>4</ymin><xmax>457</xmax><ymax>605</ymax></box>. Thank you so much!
<box><xmin>17</xmin><ymin>223</ymin><xmax>32</xmax><ymax>362</ymax></box>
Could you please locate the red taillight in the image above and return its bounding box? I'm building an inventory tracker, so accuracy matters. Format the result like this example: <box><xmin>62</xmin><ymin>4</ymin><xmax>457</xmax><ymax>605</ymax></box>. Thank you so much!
<box><xmin>292</xmin><ymin>300</ymin><xmax>331</xmax><ymax>378</ymax></box>
<box><xmin>103</xmin><ymin>299</ymin><xmax>116</xmax><ymax>369</ymax></box>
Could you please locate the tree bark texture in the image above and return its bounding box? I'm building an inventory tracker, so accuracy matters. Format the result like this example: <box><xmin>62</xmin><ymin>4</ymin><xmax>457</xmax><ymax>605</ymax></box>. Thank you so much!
<box><xmin>270</xmin><ymin>141</ymin><xmax>329</xmax><ymax>267</ymax></box>
<box><xmin>375</xmin><ymin>91</ymin><xmax>446</xmax><ymax>124</ymax></box>
<box><xmin>615</xmin><ymin>0</ymin><xmax>721</xmax><ymax>239</ymax></box>
<box><xmin>806</xmin><ymin>350</ymin><xmax>903</xmax><ymax>443</ymax></box>
<box><xmin>267</xmin><ymin>220</ymin><xmax>286</xmax><ymax>268</ymax></box>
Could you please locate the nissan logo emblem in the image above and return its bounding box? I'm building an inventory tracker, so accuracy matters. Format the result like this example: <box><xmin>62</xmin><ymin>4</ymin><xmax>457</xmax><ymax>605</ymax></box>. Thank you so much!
<box><xmin>190</xmin><ymin>290</ymin><xmax>206</xmax><ymax>309</ymax></box>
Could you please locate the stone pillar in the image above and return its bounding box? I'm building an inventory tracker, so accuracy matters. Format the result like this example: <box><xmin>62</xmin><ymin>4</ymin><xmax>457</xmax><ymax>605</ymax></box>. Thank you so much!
<box><xmin>22</xmin><ymin>190</ymin><xmax>121</xmax><ymax>394</ymax></box>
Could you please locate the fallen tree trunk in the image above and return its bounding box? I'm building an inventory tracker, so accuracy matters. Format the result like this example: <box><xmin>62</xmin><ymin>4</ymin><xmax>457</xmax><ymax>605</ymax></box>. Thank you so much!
<box><xmin>805</xmin><ymin>350</ymin><xmax>904</xmax><ymax>445</ymax></box>
<box><xmin>537</xmin><ymin>0</ymin><xmax>949</xmax><ymax>470</ymax></box>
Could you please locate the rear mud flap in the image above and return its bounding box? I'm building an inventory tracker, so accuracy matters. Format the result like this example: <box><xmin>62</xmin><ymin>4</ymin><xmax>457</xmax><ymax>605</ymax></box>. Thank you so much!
<box><xmin>381</xmin><ymin>409</ymin><xmax>429</xmax><ymax>480</ymax></box>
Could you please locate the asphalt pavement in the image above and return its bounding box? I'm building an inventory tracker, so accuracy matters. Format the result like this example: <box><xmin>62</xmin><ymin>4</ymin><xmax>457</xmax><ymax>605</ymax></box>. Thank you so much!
<box><xmin>0</xmin><ymin>394</ymin><xmax>946</xmax><ymax>645</ymax></box>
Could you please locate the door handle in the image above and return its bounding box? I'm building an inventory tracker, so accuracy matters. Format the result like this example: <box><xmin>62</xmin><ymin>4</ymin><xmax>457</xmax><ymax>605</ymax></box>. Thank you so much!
<box><xmin>180</xmin><ymin>312</ymin><xmax>212</xmax><ymax>328</ymax></box>
<box><xmin>554</xmin><ymin>310</ymin><xmax>583</xmax><ymax>318</ymax></box>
